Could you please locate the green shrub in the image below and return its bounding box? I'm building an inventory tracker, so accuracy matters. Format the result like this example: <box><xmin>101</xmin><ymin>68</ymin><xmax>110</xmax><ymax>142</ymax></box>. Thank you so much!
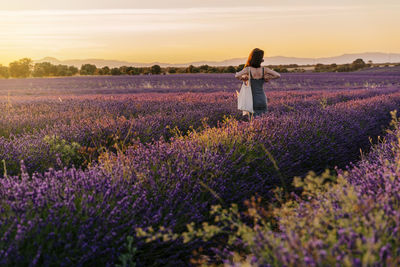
<box><xmin>43</xmin><ymin>135</ymin><xmax>83</xmax><ymax>167</ymax></box>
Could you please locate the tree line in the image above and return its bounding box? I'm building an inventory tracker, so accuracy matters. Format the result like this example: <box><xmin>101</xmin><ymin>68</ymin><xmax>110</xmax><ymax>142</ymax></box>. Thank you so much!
<box><xmin>0</xmin><ymin>57</ymin><xmax>305</xmax><ymax>79</ymax></box>
<box><xmin>314</xmin><ymin>59</ymin><xmax>375</xmax><ymax>72</ymax></box>
<box><xmin>1</xmin><ymin>57</ymin><xmax>399</xmax><ymax>79</ymax></box>
<box><xmin>81</xmin><ymin>64</ymin><xmax>241</xmax><ymax>76</ymax></box>
<box><xmin>0</xmin><ymin>59</ymin><xmax>300</xmax><ymax>79</ymax></box>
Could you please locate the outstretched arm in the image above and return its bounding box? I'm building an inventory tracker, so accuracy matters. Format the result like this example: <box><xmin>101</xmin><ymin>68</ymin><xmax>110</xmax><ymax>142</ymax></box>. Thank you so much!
<box><xmin>235</xmin><ymin>67</ymin><xmax>249</xmax><ymax>81</ymax></box>
<box><xmin>263</xmin><ymin>67</ymin><xmax>281</xmax><ymax>80</ymax></box>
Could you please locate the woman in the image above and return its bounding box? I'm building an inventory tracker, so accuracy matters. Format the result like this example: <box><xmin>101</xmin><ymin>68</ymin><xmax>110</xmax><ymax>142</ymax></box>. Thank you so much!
<box><xmin>235</xmin><ymin>48</ymin><xmax>281</xmax><ymax>117</ymax></box>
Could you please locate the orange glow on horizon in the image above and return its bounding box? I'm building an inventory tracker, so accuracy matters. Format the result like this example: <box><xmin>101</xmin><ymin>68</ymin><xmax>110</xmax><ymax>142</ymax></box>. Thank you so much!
<box><xmin>0</xmin><ymin>3</ymin><xmax>399</xmax><ymax>65</ymax></box>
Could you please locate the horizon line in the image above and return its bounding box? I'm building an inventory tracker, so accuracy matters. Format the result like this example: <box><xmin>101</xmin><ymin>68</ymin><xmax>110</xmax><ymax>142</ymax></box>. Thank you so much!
<box><xmin>2</xmin><ymin>51</ymin><xmax>400</xmax><ymax>66</ymax></box>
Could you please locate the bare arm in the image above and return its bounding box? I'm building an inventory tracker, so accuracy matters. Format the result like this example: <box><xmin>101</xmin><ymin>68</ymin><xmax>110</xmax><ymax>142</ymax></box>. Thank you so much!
<box><xmin>235</xmin><ymin>67</ymin><xmax>249</xmax><ymax>81</ymax></box>
<box><xmin>263</xmin><ymin>67</ymin><xmax>281</xmax><ymax>80</ymax></box>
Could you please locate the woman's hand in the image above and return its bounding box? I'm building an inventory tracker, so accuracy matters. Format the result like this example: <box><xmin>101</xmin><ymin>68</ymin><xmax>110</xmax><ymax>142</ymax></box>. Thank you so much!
<box><xmin>240</xmin><ymin>75</ymin><xmax>249</xmax><ymax>82</ymax></box>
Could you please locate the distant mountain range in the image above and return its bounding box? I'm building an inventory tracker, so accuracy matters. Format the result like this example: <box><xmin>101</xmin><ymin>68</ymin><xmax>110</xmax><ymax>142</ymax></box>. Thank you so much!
<box><xmin>34</xmin><ymin>52</ymin><xmax>400</xmax><ymax>68</ymax></box>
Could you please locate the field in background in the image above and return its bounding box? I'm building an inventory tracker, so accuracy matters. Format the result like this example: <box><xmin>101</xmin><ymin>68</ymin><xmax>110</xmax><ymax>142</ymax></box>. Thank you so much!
<box><xmin>1</xmin><ymin>67</ymin><xmax>400</xmax><ymax>96</ymax></box>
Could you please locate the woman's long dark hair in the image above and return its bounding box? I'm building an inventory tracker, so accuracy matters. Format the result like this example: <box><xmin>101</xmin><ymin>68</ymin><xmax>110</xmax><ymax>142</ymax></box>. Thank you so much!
<box><xmin>244</xmin><ymin>48</ymin><xmax>264</xmax><ymax>68</ymax></box>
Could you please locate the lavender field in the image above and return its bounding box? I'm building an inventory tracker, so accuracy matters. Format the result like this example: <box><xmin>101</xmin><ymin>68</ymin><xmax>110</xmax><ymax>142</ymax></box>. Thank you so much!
<box><xmin>1</xmin><ymin>69</ymin><xmax>400</xmax><ymax>266</ymax></box>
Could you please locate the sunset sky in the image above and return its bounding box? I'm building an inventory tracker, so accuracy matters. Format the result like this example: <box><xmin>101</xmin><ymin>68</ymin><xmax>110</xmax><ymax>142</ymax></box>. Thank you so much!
<box><xmin>1</xmin><ymin>0</ymin><xmax>399</xmax><ymax>65</ymax></box>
